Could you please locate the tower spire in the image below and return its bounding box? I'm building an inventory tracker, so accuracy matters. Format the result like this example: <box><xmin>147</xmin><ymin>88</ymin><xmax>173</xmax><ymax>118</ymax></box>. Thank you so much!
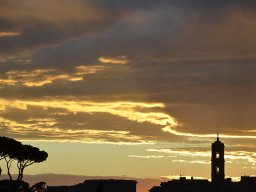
<box><xmin>217</xmin><ymin>126</ymin><xmax>219</xmax><ymax>141</ymax></box>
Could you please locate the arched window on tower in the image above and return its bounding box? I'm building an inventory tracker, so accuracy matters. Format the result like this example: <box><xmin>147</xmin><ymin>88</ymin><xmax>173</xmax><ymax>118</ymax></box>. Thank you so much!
<box><xmin>216</xmin><ymin>152</ymin><xmax>220</xmax><ymax>159</ymax></box>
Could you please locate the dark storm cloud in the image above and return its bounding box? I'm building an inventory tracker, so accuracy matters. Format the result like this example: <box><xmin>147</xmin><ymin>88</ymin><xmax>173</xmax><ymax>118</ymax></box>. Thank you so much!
<box><xmin>0</xmin><ymin>0</ymin><xmax>129</xmax><ymax>56</ymax></box>
<box><xmin>23</xmin><ymin>0</ymin><xmax>256</xmax><ymax>71</ymax></box>
<box><xmin>0</xmin><ymin>0</ymin><xmax>255</xmax><ymax>59</ymax></box>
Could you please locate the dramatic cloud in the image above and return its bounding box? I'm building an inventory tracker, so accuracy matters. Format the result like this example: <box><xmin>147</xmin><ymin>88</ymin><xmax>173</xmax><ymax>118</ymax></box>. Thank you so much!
<box><xmin>0</xmin><ymin>98</ymin><xmax>179</xmax><ymax>144</ymax></box>
<box><xmin>1</xmin><ymin>0</ymin><xmax>256</xmax><ymax>146</ymax></box>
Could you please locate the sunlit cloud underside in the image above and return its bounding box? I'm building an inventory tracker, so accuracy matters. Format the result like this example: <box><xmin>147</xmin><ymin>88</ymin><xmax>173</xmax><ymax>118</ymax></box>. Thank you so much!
<box><xmin>0</xmin><ymin>98</ymin><xmax>177</xmax><ymax>144</ymax></box>
<box><xmin>1</xmin><ymin>98</ymin><xmax>256</xmax><ymax>145</ymax></box>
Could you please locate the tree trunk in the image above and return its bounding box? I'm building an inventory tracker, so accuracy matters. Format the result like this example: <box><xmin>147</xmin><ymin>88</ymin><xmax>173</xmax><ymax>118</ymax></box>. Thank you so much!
<box><xmin>7</xmin><ymin>167</ymin><xmax>12</xmax><ymax>181</ymax></box>
<box><xmin>5</xmin><ymin>158</ymin><xmax>13</xmax><ymax>181</ymax></box>
<box><xmin>16</xmin><ymin>169</ymin><xmax>21</xmax><ymax>181</ymax></box>
<box><xmin>18</xmin><ymin>167</ymin><xmax>25</xmax><ymax>181</ymax></box>
<box><xmin>16</xmin><ymin>161</ymin><xmax>22</xmax><ymax>181</ymax></box>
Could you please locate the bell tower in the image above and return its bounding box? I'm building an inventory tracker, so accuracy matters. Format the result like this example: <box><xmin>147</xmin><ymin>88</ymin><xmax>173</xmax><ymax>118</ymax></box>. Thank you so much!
<box><xmin>211</xmin><ymin>132</ymin><xmax>225</xmax><ymax>184</ymax></box>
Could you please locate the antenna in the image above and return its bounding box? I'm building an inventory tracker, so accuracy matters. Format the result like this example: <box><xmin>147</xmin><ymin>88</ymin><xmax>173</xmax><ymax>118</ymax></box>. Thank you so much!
<box><xmin>217</xmin><ymin>126</ymin><xmax>219</xmax><ymax>141</ymax></box>
<box><xmin>216</xmin><ymin>123</ymin><xmax>220</xmax><ymax>141</ymax></box>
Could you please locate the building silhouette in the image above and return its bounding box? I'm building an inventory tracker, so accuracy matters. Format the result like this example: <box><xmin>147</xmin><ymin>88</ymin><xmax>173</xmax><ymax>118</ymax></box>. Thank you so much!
<box><xmin>48</xmin><ymin>179</ymin><xmax>137</xmax><ymax>192</ymax></box>
<box><xmin>83</xmin><ymin>179</ymin><xmax>137</xmax><ymax>192</ymax></box>
<box><xmin>211</xmin><ymin>134</ymin><xmax>225</xmax><ymax>185</ymax></box>
<box><xmin>149</xmin><ymin>135</ymin><xmax>256</xmax><ymax>192</ymax></box>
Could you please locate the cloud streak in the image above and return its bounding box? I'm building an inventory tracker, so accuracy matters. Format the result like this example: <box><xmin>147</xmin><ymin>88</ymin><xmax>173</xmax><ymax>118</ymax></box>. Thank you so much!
<box><xmin>98</xmin><ymin>56</ymin><xmax>129</xmax><ymax>65</ymax></box>
<box><xmin>0</xmin><ymin>31</ymin><xmax>20</xmax><ymax>37</ymax></box>
<box><xmin>147</xmin><ymin>148</ymin><xmax>256</xmax><ymax>164</ymax></box>
<box><xmin>128</xmin><ymin>155</ymin><xmax>164</xmax><ymax>159</ymax></box>
<box><xmin>0</xmin><ymin>66</ymin><xmax>106</xmax><ymax>87</ymax></box>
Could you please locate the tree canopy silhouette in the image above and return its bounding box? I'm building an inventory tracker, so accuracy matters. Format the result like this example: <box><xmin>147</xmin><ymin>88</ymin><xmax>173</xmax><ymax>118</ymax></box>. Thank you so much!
<box><xmin>0</xmin><ymin>136</ymin><xmax>48</xmax><ymax>181</ymax></box>
<box><xmin>0</xmin><ymin>136</ymin><xmax>22</xmax><ymax>180</ymax></box>
<box><xmin>16</xmin><ymin>144</ymin><xmax>48</xmax><ymax>181</ymax></box>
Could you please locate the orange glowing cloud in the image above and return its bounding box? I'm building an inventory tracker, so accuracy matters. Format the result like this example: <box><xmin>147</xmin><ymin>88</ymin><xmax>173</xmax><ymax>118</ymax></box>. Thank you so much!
<box><xmin>98</xmin><ymin>56</ymin><xmax>129</xmax><ymax>65</ymax></box>
<box><xmin>0</xmin><ymin>98</ymin><xmax>178</xmax><ymax>144</ymax></box>
<box><xmin>0</xmin><ymin>66</ymin><xmax>106</xmax><ymax>87</ymax></box>
<box><xmin>0</xmin><ymin>31</ymin><xmax>20</xmax><ymax>37</ymax></box>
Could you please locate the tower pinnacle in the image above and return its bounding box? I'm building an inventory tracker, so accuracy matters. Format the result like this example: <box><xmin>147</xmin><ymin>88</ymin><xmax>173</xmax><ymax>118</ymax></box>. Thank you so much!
<box><xmin>217</xmin><ymin>126</ymin><xmax>219</xmax><ymax>141</ymax></box>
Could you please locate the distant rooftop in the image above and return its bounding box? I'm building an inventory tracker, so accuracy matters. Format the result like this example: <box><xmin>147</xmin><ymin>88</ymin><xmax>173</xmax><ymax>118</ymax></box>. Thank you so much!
<box><xmin>84</xmin><ymin>179</ymin><xmax>137</xmax><ymax>184</ymax></box>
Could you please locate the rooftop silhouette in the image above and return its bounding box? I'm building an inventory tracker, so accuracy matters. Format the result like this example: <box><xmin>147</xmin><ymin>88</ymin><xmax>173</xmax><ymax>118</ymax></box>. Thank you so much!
<box><xmin>48</xmin><ymin>179</ymin><xmax>137</xmax><ymax>192</ymax></box>
<box><xmin>149</xmin><ymin>135</ymin><xmax>256</xmax><ymax>192</ymax></box>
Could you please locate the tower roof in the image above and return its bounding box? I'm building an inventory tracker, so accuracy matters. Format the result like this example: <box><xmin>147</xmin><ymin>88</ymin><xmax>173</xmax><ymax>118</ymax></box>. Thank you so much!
<box><xmin>212</xmin><ymin>137</ymin><xmax>225</xmax><ymax>147</ymax></box>
<box><xmin>212</xmin><ymin>128</ymin><xmax>225</xmax><ymax>146</ymax></box>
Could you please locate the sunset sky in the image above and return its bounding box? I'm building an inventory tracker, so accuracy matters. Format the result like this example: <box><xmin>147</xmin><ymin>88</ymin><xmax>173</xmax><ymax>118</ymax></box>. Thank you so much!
<box><xmin>0</xmin><ymin>0</ymin><xmax>256</xmax><ymax>183</ymax></box>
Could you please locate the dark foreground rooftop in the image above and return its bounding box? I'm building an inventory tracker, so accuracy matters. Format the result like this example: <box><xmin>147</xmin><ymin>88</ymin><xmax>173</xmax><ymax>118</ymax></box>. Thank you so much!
<box><xmin>149</xmin><ymin>176</ymin><xmax>256</xmax><ymax>192</ymax></box>
<box><xmin>48</xmin><ymin>179</ymin><xmax>137</xmax><ymax>192</ymax></box>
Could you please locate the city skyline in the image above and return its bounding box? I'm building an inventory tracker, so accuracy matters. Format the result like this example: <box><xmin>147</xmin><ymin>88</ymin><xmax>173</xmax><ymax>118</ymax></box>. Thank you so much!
<box><xmin>0</xmin><ymin>0</ymin><xmax>256</xmax><ymax>186</ymax></box>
